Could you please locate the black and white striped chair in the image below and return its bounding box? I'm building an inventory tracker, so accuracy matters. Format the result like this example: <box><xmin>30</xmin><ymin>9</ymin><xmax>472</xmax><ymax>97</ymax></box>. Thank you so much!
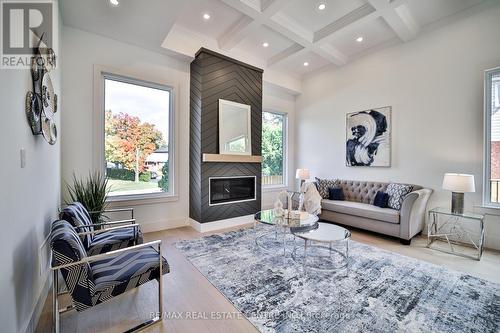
<box><xmin>50</xmin><ymin>219</ymin><xmax>169</xmax><ymax>333</ymax></box>
<box><xmin>60</xmin><ymin>202</ymin><xmax>143</xmax><ymax>255</ymax></box>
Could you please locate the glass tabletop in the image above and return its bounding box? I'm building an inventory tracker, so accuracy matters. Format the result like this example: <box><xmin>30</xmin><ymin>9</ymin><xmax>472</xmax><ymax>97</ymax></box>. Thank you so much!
<box><xmin>429</xmin><ymin>207</ymin><xmax>484</xmax><ymax>220</ymax></box>
<box><xmin>255</xmin><ymin>209</ymin><xmax>319</xmax><ymax>228</ymax></box>
<box><xmin>292</xmin><ymin>222</ymin><xmax>351</xmax><ymax>243</ymax></box>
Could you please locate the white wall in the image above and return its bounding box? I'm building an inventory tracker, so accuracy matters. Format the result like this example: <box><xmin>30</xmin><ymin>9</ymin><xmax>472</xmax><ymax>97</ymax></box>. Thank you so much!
<box><xmin>0</xmin><ymin>2</ymin><xmax>61</xmax><ymax>332</ymax></box>
<box><xmin>61</xmin><ymin>27</ymin><xmax>297</xmax><ymax>231</ymax></box>
<box><xmin>296</xmin><ymin>4</ymin><xmax>500</xmax><ymax>249</ymax></box>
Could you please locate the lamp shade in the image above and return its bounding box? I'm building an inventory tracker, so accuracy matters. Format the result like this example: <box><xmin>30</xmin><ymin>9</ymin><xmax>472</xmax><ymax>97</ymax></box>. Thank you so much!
<box><xmin>442</xmin><ymin>173</ymin><xmax>475</xmax><ymax>193</ymax></box>
<box><xmin>295</xmin><ymin>168</ymin><xmax>310</xmax><ymax>180</ymax></box>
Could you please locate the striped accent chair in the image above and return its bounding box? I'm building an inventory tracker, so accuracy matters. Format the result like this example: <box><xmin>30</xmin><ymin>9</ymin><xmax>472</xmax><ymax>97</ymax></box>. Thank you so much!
<box><xmin>60</xmin><ymin>202</ymin><xmax>143</xmax><ymax>255</ymax></box>
<box><xmin>50</xmin><ymin>220</ymin><xmax>169</xmax><ymax>332</ymax></box>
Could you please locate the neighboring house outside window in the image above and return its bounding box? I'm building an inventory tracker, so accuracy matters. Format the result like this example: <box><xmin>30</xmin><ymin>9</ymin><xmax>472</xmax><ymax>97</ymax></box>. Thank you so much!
<box><xmin>102</xmin><ymin>73</ymin><xmax>173</xmax><ymax>199</ymax></box>
<box><xmin>262</xmin><ymin>111</ymin><xmax>287</xmax><ymax>187</ymax></box>
<box><xmin>484</xmin><ymin>68</ymin><xmax>500</xmax><ymax>206</ymax></box>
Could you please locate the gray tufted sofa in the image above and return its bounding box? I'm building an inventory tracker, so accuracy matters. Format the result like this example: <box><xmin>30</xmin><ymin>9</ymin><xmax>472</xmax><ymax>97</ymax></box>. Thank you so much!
<box><xmin>319</xmin><ymin>180</ymin><xmax>433</xmax><ymax>244</ymax></box>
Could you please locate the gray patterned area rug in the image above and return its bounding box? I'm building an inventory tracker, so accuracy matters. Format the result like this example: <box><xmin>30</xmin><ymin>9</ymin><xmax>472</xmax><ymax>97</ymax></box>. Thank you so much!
<box><xmin>175</xmin><ymin>227</ymin><xmax>500</xmax><ymax>333</ymax></box>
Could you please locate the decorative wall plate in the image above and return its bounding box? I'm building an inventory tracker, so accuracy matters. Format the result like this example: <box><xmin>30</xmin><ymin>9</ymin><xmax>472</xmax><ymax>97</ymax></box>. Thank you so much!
<box><xmin>25</xmin><ymin>92</ymin><xmax>42</xmax><ymax>135</ymax></box>
<box><xmin>41</xmin><ymin>113</ymin><xmax>57</xmax><ymax>145</ymax></box>
<box><xmin>27</xmin><ymin>38</ymin><xmax>58</xmax><ymax>144</ymax></box>
<box><xmin>41</xmin><ymin>73</ymin><xmax>57</xmax><ymax>116</ymax></box>
<box><xmin>30</xmin><ymin>56</ymin><xmax>42</xmax><ymax>82</ymax></box>
<box><xmin>41</xmin><ymin>48</ymin><xmax>56</xmax><ymax>72</ymax></box>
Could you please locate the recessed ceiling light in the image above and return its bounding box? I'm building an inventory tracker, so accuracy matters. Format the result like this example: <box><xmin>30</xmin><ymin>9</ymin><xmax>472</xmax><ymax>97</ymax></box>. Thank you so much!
<box><xmin>356</xmin><ymin>36</ymin><xmax>364</xmax><ymax>42</ymax></box>
<box><xmin>303</xmin><ymin>62</ymin><xmax>309</xmax><ymax>67</ymax></box>
<box><xmin>318</xmin><ymin>3</ymin><xmax>326</xmax><ymax>10</ymax></box>
<box><xmin>109</xmin><ymin>0</ymin><xmax>119</xmax><ymax>6</ymax></box>
<box><xmin>262</xmin><ymin>42</ymin><xmax>269</xmax><ymax>48</ymax></box>
<box><xmin>203</xmin><ymin>13</ymin><xmax>211</xmax><ymax>20</ymax></box>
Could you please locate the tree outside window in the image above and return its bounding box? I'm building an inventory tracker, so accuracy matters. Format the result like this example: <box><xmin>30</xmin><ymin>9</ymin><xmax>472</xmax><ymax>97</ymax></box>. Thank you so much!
<box><xmin>262</xmin><ymin>111</ymin><xmax>286</xmax><ymax>186</ymax></box>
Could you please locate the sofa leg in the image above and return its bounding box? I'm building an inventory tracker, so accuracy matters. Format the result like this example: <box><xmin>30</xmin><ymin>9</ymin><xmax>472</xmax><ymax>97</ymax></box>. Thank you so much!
<box><xmin>400</xmin><ymin>238</ymin><xmax>411</xmax><ymax>245</ymax></box>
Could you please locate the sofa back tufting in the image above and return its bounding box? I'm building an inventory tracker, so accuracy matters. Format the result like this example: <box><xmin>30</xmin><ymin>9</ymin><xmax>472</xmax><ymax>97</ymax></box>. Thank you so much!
<box><xmin>333</xmin><ymin>180</ymin><xmax>422</xmax><ymax>205</ymax></box>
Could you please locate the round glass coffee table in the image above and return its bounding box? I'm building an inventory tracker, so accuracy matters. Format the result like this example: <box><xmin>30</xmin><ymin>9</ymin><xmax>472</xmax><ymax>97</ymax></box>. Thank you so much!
<box><xmin>254</xmin><ymin>210</ymin><xmax>319</xmax><ymax>256</ymax></box>
<box><xmin>292</xmin><ymin>222</ymin><xmax>351</xmax><ymax>275</ymax></box>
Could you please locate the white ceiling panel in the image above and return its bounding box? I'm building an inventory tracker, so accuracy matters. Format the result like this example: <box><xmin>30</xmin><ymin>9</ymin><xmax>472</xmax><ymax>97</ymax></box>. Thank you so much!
<box><xmin>279</xmin><ymin>0</ymin><xmax>368</xmax><ymax>33</ymax></box>
<box><xmin>273</xmin><ymin>51</ymin><xmax>331</xmax><ymax>76</ymax></box>
<box><xmin>330</xmin><ymin>17</ymin><xmax>397</xmax><ymax>57</ymax></box>
<box><xmin>404</xmin><ymin>0</ymin><xmax>484</xmax><ymax>27</ymax></box>
<box><xmin>174</xmin><ymin>0</ymin><xmax>244</xmax><ymax>39</ymax></box>
<box><xmin>234</xmin><ymin>25</ymin><xmax>296</xmax><ymax>61</ymax></box>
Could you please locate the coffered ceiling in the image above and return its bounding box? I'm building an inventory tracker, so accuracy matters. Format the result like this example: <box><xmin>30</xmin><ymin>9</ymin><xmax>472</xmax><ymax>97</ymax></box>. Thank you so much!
<box><xmin>60</xmin><ymin>0</ymin><xmax>490</xmax><ymax>93</ymax></box>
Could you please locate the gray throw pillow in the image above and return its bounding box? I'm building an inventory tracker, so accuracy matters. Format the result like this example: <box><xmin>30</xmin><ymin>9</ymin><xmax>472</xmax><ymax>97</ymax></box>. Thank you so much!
<box><xmin>315</xmin><ymin>177</ymin><xmax>340</xmax><ymax>199</ymax></box>
<box><xmin>386</xmin><ymin>183</ymin><xmax>413</xmax><ymax>210</ymax></box>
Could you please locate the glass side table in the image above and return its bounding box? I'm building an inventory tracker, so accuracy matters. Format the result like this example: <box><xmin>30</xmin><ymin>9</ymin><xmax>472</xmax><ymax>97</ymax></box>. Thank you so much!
<box><xmin>427</xmin><ymin>207</ymin><xmax>485</xmax><ymax>260</ymax></box>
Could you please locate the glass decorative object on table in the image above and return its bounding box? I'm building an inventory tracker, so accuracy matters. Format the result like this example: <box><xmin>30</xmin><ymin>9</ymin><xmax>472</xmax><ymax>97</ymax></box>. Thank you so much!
<box><xmin>255</xmin><ymin>190</ymin><xmax>318</xmax><ymax>257</ymax></box>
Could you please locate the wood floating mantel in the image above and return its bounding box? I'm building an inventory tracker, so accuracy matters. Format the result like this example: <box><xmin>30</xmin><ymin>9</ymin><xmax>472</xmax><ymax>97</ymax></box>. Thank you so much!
<box><xmin>202</xmin><ymin>153</ymin><xmax>262</xmax><ymax>163</ymax></box>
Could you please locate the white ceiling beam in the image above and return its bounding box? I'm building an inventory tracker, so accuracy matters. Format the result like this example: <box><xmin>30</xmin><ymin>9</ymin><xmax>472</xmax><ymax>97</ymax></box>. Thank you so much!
<box><xmin>218</xmin><ymin>17</ymin><xmax>260</xmax><ymax>50</ymax></box>
<box><xmin>314</xmin><ymin>44</ymin><xmax>349</xmax><ymax>65</ymax></box>
<box><xmin>218</xmin><ymin>0</ymin><xmax>289</xmax><ymax>50</ymax></box>
<box><xmin>313</xmin><ymin>4</ymin><xmax>378</xmax><ymax>43</ymax></box>
<box><xmin>268</xmin><ymin>13</ymin><xmax>348</xmax><ymax>66</ymax></box>
<box><xmin>260</xmin><ymin>0</ymin><xmax>291</xmax><ymax>16</ymax></box>
<box><xmin>270</xmin><ymin>12</ymin><xmax>314</xmax><ymax>44</ymax></box>
<box><xmin>366</xmin><ymin>0</ymin><xmax>420</xmax><ymax>42</ymax></box>
<box><xmin>267</xmin><ymin>44</ymin><xmax>305</xmax><ymax>66</ymax></box>
<box><xmin>222</xmin><ymin>0</ymin><xmax>348</xmax><ymax>67</ymax></box>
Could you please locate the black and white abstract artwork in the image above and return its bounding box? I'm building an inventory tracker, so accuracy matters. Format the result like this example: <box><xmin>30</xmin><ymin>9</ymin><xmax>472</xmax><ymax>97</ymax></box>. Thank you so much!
<box><xmin>346</xmin><ymin>106</ymin><xmax>391</xmax><ymax>167</ymax></box>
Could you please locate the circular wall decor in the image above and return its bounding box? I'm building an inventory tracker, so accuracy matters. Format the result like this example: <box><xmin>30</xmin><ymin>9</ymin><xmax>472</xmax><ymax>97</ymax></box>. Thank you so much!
<box><xmin>41</xmin><ymin>113</ymin><xmax>57</xmax><ymax>145</ymax></box>
<box><xmin>25</xmin><ymin>92</ymin><xmax>42</xmax><ymax>135</ymax></box>
<box><xmin>41</xmin><ymin>73</ymin><xmax>57</xmax><ymax>116</ymax></box>
<box><xmin>42</xmin><ymin>48</ymin><xmax>56</xmax><ymax>72</ymax></box>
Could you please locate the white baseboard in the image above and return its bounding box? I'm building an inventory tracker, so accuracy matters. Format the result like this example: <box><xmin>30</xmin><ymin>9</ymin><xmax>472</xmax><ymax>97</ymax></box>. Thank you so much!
<box><xmin>189</xmin><ymin>215</ymin><xmax>254</xmax><ymax>233</ymax></box>
<box><xmin>140</xmin><ymin>217</ymin><xmax>189</xmax><ymax>233</ymax></box>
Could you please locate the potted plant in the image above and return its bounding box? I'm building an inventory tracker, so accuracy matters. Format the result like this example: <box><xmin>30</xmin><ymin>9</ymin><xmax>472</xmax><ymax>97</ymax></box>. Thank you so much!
<box><xmin>66</xmin><ymin>172</ymin><xmax>110</xmax><ymax>224</ymax></box>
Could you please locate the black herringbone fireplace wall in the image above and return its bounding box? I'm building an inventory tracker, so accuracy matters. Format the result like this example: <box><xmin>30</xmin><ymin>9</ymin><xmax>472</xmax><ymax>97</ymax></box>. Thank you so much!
<box><xmin>190</xmin><ymin>48</ymin><xmax>263</xmax><ymax>223</ymax></box>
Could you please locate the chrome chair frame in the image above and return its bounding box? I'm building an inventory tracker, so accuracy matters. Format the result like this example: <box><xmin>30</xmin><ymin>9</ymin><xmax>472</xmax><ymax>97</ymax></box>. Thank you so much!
<box><xmin>57</xmin><ymin>220</ymin><xmax>139</xmax><ymax>300</ymax></box>
<box><xmin>74</xmin><ymin>220</ymin><xmax>140</xmax><ymax>245</ymax></box>
<box><xmin>58</xmin><ymin>206</ymin><xmax>134</xmax><ymax>221</ymax></box>
<box><xmin>88</xmin><ymin>207</ymin><xmax>135</xmax><ymax>220</ymax></box>
<box><xmin>52</xmin><ymin>239</ymin><xmax>163</xmax><ymax>333</ymax></box>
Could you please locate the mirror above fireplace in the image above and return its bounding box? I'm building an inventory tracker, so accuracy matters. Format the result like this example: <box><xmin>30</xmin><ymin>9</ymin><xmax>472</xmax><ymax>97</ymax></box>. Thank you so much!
<box><xmin>219</xmin><ymin>99</ymin><xmax>252</xmax><ymax>156</ymax></box>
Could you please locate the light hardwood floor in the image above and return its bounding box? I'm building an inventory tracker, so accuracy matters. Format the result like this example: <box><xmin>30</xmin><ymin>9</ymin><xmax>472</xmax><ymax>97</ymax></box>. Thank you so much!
<box><xmin>36</xmin><ymin>224</ymin><xmax>500</xmax><ymax>333</ymax></box>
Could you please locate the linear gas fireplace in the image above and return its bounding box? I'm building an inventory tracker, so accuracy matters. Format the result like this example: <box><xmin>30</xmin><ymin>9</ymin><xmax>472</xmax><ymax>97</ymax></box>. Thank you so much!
<box><xmin>209</xmin><ymin>176</ymin><xmax>256</xmax><ymax>206</ymax></box>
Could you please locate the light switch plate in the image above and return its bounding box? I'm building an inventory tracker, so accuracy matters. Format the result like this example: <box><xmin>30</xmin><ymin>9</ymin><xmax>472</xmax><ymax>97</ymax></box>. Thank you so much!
<box><xmin>20</xmin><ymin>148</ymin><xmax>26</xmax><ymax>168</ymax></box>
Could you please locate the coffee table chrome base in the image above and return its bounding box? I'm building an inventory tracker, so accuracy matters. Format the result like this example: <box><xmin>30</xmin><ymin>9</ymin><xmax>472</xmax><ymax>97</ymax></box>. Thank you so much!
<box><xmin>254</xmin><ymin>226</ymin><xmax>296</xmax><ymax>255</ymax></box>
<box><xmin>292</xmin><ymin>239</ymin><xmax>349</xmax><ymax>276</ymax></box>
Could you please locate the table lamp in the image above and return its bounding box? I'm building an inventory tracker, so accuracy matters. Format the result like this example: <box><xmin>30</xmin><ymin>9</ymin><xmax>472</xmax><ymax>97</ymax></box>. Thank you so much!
<box><xmin>296</xmin><ymin>169</ymin><xmax>310</xmax><ymax>188</ymax></box>
<box><xmin>442</xmin><ymin>173</ymin><xmax>475</xmax><ymax>214</ymax></box>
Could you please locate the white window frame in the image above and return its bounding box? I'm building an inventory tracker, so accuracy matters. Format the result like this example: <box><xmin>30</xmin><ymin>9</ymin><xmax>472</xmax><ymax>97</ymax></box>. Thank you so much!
<box><xmin>93</xmin><ymin>67</ymin><xmax>177</xmax><ymax>203</ymax></box>
<box><xmin>262</xmin><ymin>110</ymin><xmax>288</xmax><ymax>189</ymax></box>
<box><xmin>483</xmin><ymin>66</ymin><xmax>500</xmax><ymax>208</ymax></box>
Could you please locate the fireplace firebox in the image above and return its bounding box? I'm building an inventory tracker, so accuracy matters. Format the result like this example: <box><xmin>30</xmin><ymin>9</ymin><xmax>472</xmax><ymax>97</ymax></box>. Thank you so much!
<box><xmin>209</xmin><ymin>176</ymin><xmax>256</xmax><ymax>206</ymax></box>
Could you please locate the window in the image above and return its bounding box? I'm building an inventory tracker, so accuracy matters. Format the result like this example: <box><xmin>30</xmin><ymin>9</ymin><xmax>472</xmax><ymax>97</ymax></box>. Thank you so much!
<box><xmin>103</xmin><ymin>73</ymin><xmax>173</xmax><ymax>198</ymax></box>
<box><xmin>262</xmin><ymin>111</ymin><xmax>287</xmax><ymax>187</ymax></box>
<box><xmin>484</xmin><ymin>67</ymin><xmax>500</xmax><ymax>206</ymax></box>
